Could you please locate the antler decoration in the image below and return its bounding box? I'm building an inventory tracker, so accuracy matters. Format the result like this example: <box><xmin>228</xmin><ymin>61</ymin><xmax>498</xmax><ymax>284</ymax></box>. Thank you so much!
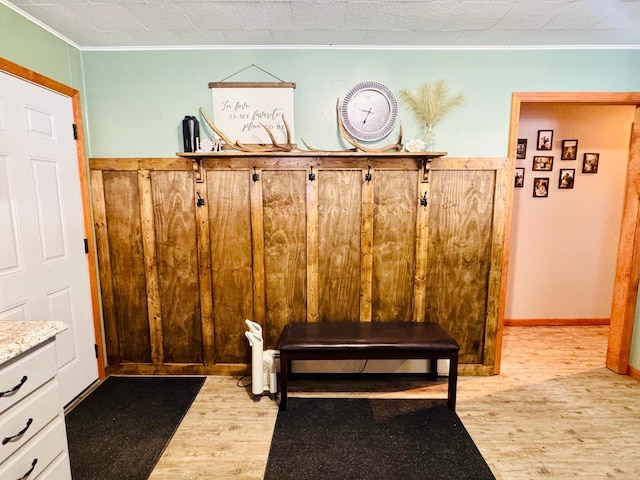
<box><xmin>300</xmin><ymin>100</ymin><xmax>403</xmax><ymax>153</ymax></box>
<box><xmin>198</xmin><ymin>107</ymin><xmax>294</xmax><ymax>152</ymax></box>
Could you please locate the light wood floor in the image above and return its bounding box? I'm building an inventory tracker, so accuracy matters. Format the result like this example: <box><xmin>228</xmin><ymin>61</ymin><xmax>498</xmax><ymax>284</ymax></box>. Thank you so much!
<box><xmin>149</xmin><ymin>326</ymin><xmax>640</xmax><ymax>479</ymax></box>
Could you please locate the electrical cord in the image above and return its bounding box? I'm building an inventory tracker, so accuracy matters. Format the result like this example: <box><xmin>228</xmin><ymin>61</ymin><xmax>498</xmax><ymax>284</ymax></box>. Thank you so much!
<box><xmin>236</xmin><ymin>375</ymin><xmax>251</xmax><ymax>388</ymax></box>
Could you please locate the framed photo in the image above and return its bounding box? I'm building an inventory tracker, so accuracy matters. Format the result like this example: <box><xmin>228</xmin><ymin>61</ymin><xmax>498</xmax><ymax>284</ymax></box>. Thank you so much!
<box><xmin>561</xmin><ymin>139</ymin><xmax>578</xmax><ymax>160</ymax></box>
<box><xmin>515</xmin><ymin>167</ymin><xmax>525</xmax><ymax>188</ymax></box>
<box><xmin>582</xmin><ymin>153</ymin><xmax>599</xmax><ymax>173</ymax></box>
<box><xmin>537</xmin><ymin>130</ymin><xmax>553</xmax><ymax>150</ymax></box>
<box><xmin>558</xmin><ymin>169</ymin><xmax>575</xmax><ymax>189</ymax></box>
<box><xmin>532</xmin><ymin>155</ymin><xmax>554</xmax><ymax>171</ymax></box>
<box><xmin>533</xmin><ymin>177</ymin><xmax>549</xmax><ymax>198</ymax></box>
<box><xmin>517</xmin><ymin>139</ymin><xmax>527</xmax><ymax>159</ymax></box>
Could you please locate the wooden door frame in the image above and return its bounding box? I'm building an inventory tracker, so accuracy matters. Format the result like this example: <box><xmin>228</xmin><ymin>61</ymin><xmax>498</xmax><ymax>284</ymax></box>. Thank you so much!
<box><xmin>0</xmin><ymin>56</ymin><xmax>106</xmax><ymax>379</ymax></box>
<box><xmin>503</xmin><ymin>92</ymin><xmax>640</xmax><ymax>376</ymax></box>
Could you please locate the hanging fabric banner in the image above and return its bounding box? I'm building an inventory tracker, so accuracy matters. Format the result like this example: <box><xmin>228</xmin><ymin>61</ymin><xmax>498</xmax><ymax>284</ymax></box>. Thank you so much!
<box><xmin>208</xmin><ymin>81</ymin><xmax>296</xmax><ymax>145</ymax></box>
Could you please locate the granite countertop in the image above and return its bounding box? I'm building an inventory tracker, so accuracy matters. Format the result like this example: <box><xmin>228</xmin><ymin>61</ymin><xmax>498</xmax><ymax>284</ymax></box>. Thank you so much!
<box><xmin>0</xmin><ymin>321</ymin><xmax>68</xmax><ymax>365</ymax></box>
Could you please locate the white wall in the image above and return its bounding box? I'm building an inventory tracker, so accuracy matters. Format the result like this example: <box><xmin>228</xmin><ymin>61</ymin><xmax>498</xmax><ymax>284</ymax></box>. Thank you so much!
<box><xmin>506</xmin><ymin>104</ymin><xmax>635</xmax><ymax>321</ymax></box>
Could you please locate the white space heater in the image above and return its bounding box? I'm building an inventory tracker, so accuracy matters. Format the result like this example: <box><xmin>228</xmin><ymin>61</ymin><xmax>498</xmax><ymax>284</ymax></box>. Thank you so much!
<box><xmin>244</xmin><ymin>319</ymin><xmax>279</xmax><ymax>401</ymax></box>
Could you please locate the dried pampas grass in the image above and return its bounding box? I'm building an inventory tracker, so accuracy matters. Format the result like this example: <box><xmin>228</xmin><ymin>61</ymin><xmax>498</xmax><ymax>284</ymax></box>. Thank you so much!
<box><xmin>398</xmin><ymin>80</ymin><xmax>466</xmax><ymax>128</ymax></box>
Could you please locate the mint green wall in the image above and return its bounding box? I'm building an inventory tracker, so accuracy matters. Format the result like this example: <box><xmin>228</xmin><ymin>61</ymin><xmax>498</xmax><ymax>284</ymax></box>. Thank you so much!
<box><xmin>81</xmin><ymin>49</ymin><xmax>640</xmax><ymax>158</ymax></box>
<box><xmin>0</xmin><ymin>4</ymin><xmax>82</xmax><ymax>90</ymax></box>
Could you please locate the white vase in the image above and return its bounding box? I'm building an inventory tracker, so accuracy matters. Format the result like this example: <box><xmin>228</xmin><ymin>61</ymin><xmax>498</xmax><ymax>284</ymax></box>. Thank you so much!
<box><xmin>423</xmin><ymin>124</ymin><xmax>436</xmax><ymax>152</ymax></box>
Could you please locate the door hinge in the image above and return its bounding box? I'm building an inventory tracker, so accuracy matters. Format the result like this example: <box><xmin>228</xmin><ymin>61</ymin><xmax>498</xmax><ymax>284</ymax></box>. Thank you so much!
<box><xmin>84</xmin><ymin>238</ymin><xmax>89</xmax><ymax>254</ymax></box>
<box><xmin>94</xmin><ymin>344</ymin><xmax>99</xmax><ymax>358</ymax></box>
<box><xmin>72</xmin><ymin>123</ymin><xmax>78</xmax><ymax>140</ymax></box>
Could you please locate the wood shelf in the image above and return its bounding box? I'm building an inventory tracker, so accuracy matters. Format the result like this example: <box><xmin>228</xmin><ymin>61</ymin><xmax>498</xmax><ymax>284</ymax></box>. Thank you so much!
<box><xmin>177</xmin><ymin>151</ymin><xmax>448</xmax><ymax>158</ymax></box>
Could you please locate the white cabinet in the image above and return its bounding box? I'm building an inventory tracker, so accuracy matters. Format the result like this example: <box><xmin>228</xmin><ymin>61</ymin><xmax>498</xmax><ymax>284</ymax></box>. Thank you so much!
<box><xmin>0</xmin><ymin>337</ymin><xmax>71</xmax><ymax>480</ymax></box>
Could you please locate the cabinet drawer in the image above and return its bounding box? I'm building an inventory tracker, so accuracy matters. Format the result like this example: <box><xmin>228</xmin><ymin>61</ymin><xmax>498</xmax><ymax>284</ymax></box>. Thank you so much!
<box><xmin>0</xmin><ymin>416</ymin><xmax>68</xmax><ymax>480</ymax></box>
<box><xmin>35</xmin><ymin>452</ymin><xmax>71</xmax><ymax>480</ymax></box>
<box><xmin>0</xmin><ymin>341</ymin><xmax>57</xmax><ymax>415</ymax></box>
<box><xmin>0</xmin><ymin>379</ymin><xmax>61</xmax><ymax>463</ymax></box>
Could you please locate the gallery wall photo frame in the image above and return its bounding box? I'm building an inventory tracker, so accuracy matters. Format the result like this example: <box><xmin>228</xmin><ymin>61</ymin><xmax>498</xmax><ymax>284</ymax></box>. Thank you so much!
<box><xmin>561</xmin><ymin>139</ymin><xmax>578</xmax><ymax>160</ymax></box>
<box><xmin>532</xmin><ymin>155</ymin><xmax>554</xmax><ymax>171</ymax></box>
<box><xmin>515</xmin><ymin>167</ymin><xmax>525</xmax><ymax>187</ymax></box>
<box><xmin>558</xmin><ymin>168</ymin><xmax>575</xmax><ymax>189</ymax></box>
<box><xmin>533</xmin><ymin>177</ymin><xmax>549</xmax><ymax>198</ymax></box>
<box><xmin>517</xmin><ymin>139</ymin><xmax>527</xmax><ymax>159</ymax></box>
<box><xmin>537</xmin><ymin>130</ymin><xmax>553</xmax><ymax>150</ymax></box>
<box><xmin>583</xmin><ymin>153</ymin><xmax>599</xmax><ymax>173</ymax></box>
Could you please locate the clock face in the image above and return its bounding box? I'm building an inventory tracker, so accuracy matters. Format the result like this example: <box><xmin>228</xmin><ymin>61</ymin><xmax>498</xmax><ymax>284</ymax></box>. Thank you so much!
<box><xmin>341</xmin><ymin>81</ymin><xmax>398</xmax><ymax>141</ymax></box>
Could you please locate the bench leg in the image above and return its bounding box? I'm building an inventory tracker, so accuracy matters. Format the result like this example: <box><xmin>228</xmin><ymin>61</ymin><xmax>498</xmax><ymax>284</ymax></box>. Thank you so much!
<box><xmin>279</xmin><ymin>357</ymin><xmax>289</xmax><ymax>411</ymax></box>
<box><xmin>447</xmin><ymin>352</ymin><xmax>458</xmax><ymax>411</ymax></box>
<box><xmin>427</xmin><ymin>358</ymin><xmax>438</xmax><ymax>381</ymax></box>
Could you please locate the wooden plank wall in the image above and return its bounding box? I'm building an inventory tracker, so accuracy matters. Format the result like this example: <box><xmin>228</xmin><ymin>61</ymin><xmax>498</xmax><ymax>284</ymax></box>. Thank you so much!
<box><xmin>90</xmin><ymin>154</ymin><xmax>509</xmax><ymax>376</ymax></box>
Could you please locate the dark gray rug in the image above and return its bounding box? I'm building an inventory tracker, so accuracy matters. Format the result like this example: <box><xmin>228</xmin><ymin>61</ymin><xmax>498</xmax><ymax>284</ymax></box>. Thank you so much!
<box><xmin>264</xmin><ymin>397</ymin><xmax>495</xmax><ymax>480</ymax></box>
<box><xmin>66</xmin><ymin>376</ymin><xmax>205</xmax><ymax>480</ymax></box>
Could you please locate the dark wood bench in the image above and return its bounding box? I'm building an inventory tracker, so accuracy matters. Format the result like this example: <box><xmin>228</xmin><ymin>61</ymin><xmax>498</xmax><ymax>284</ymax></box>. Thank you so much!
<box><xmin>277</xmin><ymin>321</ymin><xmax>460</xmax><ymax>411</ymax></box>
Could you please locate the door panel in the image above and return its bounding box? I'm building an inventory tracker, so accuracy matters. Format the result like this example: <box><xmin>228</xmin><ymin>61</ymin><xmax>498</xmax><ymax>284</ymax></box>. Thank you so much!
<box><xmin>208</xmin><ymin>170</ymin><xmax>254</xmax><ymax>364</ymax></box>
<box><xmin>0</xmin><ymin>154</ymin><xmax>22</xmax><ymax>275</ymax></box>
<box><xmin>317</xmin><ymin>170</ymin><xmax>362</xmax><ymax>322</ymax></box>
<box><xmin>0</xmin><ymin>71</ymin><xmax>98</xmax><ymax>405</ymax></box>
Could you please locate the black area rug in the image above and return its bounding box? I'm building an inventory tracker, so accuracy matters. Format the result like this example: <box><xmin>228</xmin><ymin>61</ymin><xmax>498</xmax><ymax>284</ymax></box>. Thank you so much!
<box><xmin>264</xmin><ymin>398</ymin><xmax>495</xmax><ymax>480</ymax></box>
<box><xmin>66</xmin><ymin>376</ymin><xmax>205</xmax><ymax>480</ymax></box>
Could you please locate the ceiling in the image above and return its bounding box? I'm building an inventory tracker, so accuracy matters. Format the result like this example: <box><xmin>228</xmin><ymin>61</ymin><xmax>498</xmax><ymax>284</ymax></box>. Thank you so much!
<box><xmin>4</xmin><ymin>0</ymin><xmax>640</xmax><ymax>50</ymax></box>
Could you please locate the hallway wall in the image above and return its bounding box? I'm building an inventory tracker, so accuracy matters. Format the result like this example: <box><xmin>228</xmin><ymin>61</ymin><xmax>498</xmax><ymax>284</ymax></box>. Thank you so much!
<box><xmin>506</xmin><ymin>104</ymin><xmax>635</xmax><ymax>321</ymax></box>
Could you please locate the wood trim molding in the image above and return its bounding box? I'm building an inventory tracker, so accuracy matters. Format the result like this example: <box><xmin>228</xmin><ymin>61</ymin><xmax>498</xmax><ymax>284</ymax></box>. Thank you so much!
<box><xmin>0</xmin><ymin>56</ymin><xmax>106</xmax><ymax>379</ymax></box>
<box><xmin>629</xmin><ymin>364</ymin><xmax>640</xmax><ymax>382</ymax></box>
<box><xmin>513</xmin><ymin>92</ymin><xmax>640</xmax><ymax>105</ymax></box>
<box><xmin>607</xmin><ymin>106</ymin><xmax>640</xmax><ymax>374</ymax></box>
<box><xmin>504</xmin><ymin>318</ymin><xmax>610</xmax><ymax>327</ymax></box>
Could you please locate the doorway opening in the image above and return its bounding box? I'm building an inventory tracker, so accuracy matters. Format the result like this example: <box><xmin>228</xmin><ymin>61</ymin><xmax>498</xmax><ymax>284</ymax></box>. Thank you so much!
<box><xmin>503</xmin><ymin>92</ymin><xmax>640</xmax><ymax>377</ymax></box>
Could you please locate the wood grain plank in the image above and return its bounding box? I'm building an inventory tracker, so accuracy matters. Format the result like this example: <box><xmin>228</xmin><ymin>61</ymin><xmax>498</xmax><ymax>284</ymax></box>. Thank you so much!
<box><xmin>372</xmin><ymin>170</ymin><xmax>417</xmax><ymax>322</ymax></box>
<box><xmin>484</xmin><ymin>166</ymin><xmax>510</xmax><ymax>372</ymax></box>
<box><xmin>430</xmin><ymin>157</ymin><xmax>510</xmax><ymax>170</ymax></box>
<box><xmin>262</xmin><ymin>170</ymin><xmax>307</xmax><ymax>345</ymax></box>
<box><xmin>426</xmin><ymin>170</ymin><xmax>495</xmax><ymax>364</ymax></box>
<box><xmin>306</xmin><ymin>169</ymin><xmax>319</xmax><ymax>323</ymax></box>
<box><xmin>194</xmin><ymin>175</ymin><xmax>215</xmax><ymax>366</ymax></box>
<box><xmin>102</xmin><ymin>171</ymin><xmax>151</xmax><ymax>363</ymax></box>
<box><xmin>318</xmin><ymin>170</ymin><xmax>362</xmax><ymax>322</ymax></box>
<box><xmin>208</xmin><ymin>170</ymin><xmax>254</xmax><ymax>364</ymax></box>
<box><xmin>413</xmin><ymin>171</ymin><xmax>430</xmax><ymax>322</ymax></box>
<box><xmin>360</xmin><ymin>167</ymin><xmax>374</xmax><ymax>322</ymax></box>
<box><xmin>138</xmin><ymin>170</ymin><xmax>164</xmax><ymax>366</ymax></box>
<box><xmin>90</xmin><ymin>171</ymin><xmax>119</xmax><ymax>364</ymax></box>
<box><xmin>90</xmin><ymin>158</ymin><xmax>193</xmax><ymax>171</ymax></box>
<box><xmin>151</xmin><ymin>171</ymin><xmax>202</xmax><ymax>364</ymax></box>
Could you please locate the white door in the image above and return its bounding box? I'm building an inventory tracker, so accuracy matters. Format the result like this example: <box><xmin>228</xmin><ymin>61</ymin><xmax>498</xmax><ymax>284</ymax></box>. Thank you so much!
<box><xmin>0</xmin><ymin>71</ymin><xmax>98</xmax><ymax>405</ymax></box>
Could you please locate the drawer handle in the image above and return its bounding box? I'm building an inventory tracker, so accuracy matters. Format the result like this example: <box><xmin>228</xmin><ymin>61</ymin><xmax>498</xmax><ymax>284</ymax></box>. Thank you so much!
<box><xmin>16</xmin><ymin>458</ymin><xmax>37</xmax><ymax>480</ymax></box>
<box><xmin>0</xmin><ymin>376</ymin><xmax>27</xmax><ymax>398</ymax></box>
<box><xmin>2</xmin><ymin>418</ymin><xmax>33</xmax><ymax>445</ymax></box>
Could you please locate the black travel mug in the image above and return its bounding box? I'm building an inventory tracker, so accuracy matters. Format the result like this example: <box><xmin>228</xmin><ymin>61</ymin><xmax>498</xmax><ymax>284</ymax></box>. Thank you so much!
<box><xmin>182</xmin><ymin>115</ymin><xmax>199</xmax><ymax>152</ymax></box>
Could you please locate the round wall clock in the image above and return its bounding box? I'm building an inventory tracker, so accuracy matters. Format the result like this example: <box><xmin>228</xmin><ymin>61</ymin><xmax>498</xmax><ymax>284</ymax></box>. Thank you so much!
<box><xmin>340</xmin><ymin>81</ymin><xmax>399</xmax><ymax>141</ymax></box>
